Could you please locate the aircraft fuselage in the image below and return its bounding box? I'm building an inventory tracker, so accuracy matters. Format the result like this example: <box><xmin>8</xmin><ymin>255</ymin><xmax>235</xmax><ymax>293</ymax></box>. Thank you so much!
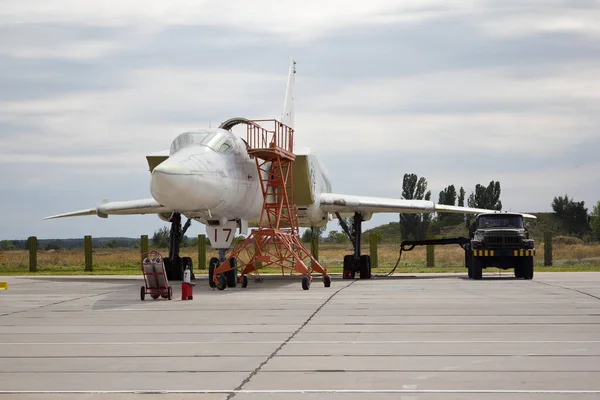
<box><xmin>149</xmin><ymin>128</ymin><xmax>330</xmax><ymax>228</ymax></box>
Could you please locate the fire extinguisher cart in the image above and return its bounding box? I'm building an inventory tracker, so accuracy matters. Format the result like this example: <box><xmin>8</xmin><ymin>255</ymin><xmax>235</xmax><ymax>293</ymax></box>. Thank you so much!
<box><xmin>140</xmin><ymin>251</ymin><xmax>172</xmax><ymax>300</ymax></box>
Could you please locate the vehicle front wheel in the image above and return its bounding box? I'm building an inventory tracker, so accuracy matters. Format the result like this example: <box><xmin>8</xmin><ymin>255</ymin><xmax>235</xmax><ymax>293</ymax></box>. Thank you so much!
<box><xmin>523</xmin><ymin>257</ymin><xmax>534</xmax><ymax>280</ymax></box>
<box><xmin>471</xmin><ymin>258</ymin><xmax>483</xmax><ymax>280</ymax></box>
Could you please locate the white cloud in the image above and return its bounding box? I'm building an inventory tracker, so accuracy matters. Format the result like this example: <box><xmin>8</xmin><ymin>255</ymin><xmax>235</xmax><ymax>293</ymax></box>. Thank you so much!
<box><xmin>0</xmin><ymin>39</ymin><xmax>126</xmax><ymax>60</ymax></box>
<box><xmin>0</xmin><ymin>66</ymin><xmax>285</xmax><ymax>171</ymax></box>
<box><xmin>479</xmin><ymin>5</ymin><xmax>600</xmax><ymax>38</ymax></box>
<box><xmin>0</xmin><ymin>0</ymin><xmax>473</xmax><ymax>40</ymax></box>
<box><xmin>292</xmin><ymin>63</ymin><xmax>600</xmax><ymax>155</ymax></box>
<box><xmin>1</xmin><ymin>0</ymin><xmax>599</xmax><ymax>239</ymax></box>
<box><xmin>296</xmin><ymin>111</ymin><xmax>584</xmax><ymax>155</ymax></box>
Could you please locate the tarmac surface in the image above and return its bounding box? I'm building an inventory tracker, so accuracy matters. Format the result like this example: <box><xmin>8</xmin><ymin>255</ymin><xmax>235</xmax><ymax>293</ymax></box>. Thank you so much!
<box><xmin>0</xmin><ymin>272</ymin><xmax>599</xmax><ymax>399</ymax></box>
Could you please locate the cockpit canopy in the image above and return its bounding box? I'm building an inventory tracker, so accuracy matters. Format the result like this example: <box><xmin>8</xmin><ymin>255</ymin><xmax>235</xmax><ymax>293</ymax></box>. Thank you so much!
<box><xmin>170</xmin><ymin>129</ymin><xmax>236</xmax><ymax>155</ymax></box>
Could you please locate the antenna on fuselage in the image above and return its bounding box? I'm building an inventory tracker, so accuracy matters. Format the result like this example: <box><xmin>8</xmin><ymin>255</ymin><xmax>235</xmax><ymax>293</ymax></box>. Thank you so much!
<box><xmin>281</xmin><ymin>58</ymin><xmax>296</xmax><ymax>129</ymax></box>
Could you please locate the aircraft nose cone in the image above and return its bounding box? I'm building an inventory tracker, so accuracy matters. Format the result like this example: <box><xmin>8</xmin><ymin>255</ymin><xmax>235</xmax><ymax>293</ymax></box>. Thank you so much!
<box><xmin>150</xmin><ymin>160</ymin><xmax>223</xmax><ymax>210</ymax></box>
<box><xmin>153</xmin><ymin>161</ymin><xmax>187</xmax><ymax>175</ymax></box>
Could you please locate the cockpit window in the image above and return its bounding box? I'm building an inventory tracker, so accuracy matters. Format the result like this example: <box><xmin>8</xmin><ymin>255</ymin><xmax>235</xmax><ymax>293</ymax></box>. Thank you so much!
<box><xmin>207</xmin><ymin>134</ymin><xmax>235</xmax><ymax>153</ymax></box>
<box><xmin>170</xmin><ymin>130</ymin><xmax>235</xmax><ymax>154</ymax></box>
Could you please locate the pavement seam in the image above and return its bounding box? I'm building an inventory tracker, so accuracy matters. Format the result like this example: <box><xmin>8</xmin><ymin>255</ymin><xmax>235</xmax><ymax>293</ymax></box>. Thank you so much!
<box><xmin>534</xmin><ymin>280</ymin><xmax>600</xmax><ymax>301</ymax></box>
<box><xmin>226</xmin><ymin>280</ymin><xmax>356</xmax><ymax>399</ymax></box>
<box><xmin>0</xmin><ymin>289</ymin><xmax>129</xmax><ymax>318</ymax></box>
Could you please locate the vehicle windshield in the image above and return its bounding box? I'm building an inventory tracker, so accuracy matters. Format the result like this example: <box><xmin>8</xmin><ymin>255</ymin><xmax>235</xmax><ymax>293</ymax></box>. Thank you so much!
<box><xmin>477</xmin><ymin>215</ymin><xmax>524</xmax><ymax>229</ymax></box>
<box><xmin>170</xmin><ymin>130</ymin><xmax>235</xmax><ymax>154</ymax></box>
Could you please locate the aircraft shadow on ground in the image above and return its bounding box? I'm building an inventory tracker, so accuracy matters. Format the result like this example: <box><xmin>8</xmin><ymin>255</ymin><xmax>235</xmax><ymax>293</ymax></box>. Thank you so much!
<box><xmin>457</xmin><ymin>276</ymin><xmax>523</xmax><ymax>281</ymax></box>
<box><xmin>371</xmin><ymin>274</ymin><xmax>460</xmax><ymax>280</ymax></box>
<box><xmin>30</xmin><ymin>276</ymin><xmax>140</xmax><ymax>284</ymax></box>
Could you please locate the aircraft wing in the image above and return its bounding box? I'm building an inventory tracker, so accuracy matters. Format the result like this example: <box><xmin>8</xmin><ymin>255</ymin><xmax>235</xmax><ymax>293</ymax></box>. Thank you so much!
<box><xmin>319</xmin><ymin>193</ymin><xmax>536</xmax><ymax>219</ymax></box>
<box><xmin>44</xmin><ymin>198</ymin><xmax>172</xmax><ymax>219</ymax></box>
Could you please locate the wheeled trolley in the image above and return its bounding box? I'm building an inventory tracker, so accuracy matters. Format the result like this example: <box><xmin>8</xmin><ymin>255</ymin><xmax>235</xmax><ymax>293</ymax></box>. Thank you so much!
<box><xmin>140</xmin><ymin>251</ymin><xmax>172</xmax><ymax>300</ymax></box>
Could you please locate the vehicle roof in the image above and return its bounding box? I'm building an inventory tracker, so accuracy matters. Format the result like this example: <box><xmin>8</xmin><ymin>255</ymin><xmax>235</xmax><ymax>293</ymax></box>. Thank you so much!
<box><xmin>477</xmin><ymin>212</ymin><xmax>525</xmax><ymax>218</ymax></box>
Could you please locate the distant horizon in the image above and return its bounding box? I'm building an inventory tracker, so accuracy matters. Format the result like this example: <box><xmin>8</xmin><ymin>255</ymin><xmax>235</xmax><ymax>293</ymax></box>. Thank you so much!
<box><xmin>1</xmin><ymin>211</ymin><xmax>559</xmax><ymax>242</ymax></box>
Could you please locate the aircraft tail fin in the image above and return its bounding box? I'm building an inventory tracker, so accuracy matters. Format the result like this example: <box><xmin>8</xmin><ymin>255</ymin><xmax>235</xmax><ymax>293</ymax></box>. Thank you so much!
<box><xmin>281</xmin><ymin>58</ymin><xmax>296</xmax><ymax>128</ymax></box>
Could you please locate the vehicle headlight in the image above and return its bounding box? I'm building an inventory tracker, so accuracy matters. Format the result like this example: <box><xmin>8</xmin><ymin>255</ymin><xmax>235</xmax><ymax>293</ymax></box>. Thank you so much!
<box><xmin>523</xmin><ymin>240</ymin><xmax>535</xmax><ymax>249</ymax></box>
<box><xmin>474</xmin><ymin>232</ymin><xmax>484</xmax><ymax>242</ymax></box>
<box><xmin>472</xmin><ymin>241</ymin><xmax>483</xmax><ymax>249</ymax></box>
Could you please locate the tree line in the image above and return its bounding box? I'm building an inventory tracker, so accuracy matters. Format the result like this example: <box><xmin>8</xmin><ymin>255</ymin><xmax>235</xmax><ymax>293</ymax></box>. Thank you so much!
<box><xmin>2</xmin><ymin>178</ymin><xmax>599</xmax><ymax>251</ymax></box>
<box><xmin>317</xmin><ymin>172</ymin><xmax>600</xmax><ymax>244</ymax></box>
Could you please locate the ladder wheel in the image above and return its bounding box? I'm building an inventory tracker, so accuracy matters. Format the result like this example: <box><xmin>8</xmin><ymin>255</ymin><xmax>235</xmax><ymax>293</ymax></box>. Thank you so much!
<box><xmin>323</xmin><ymin>275</ymin><xmax>331</xmax><ymax>288</ymax></box>
<box><xmin>208</xmin><ymin>257</ymin><xmax>219</xmax><ymax>288</ymax></box>
<box><xmin>302</xmin><ymin>276</ymin><xmax>310</xmax><ymax>290</ymax></box>
<box><xmin>241</xmin><ymin>275</ymin><xmax>248</xmax><ymax>288</ymax></box>
<box><xmin>217</xmin><ymin>275</ymin><xmax>227</xmax><ymax>291</ymax></box>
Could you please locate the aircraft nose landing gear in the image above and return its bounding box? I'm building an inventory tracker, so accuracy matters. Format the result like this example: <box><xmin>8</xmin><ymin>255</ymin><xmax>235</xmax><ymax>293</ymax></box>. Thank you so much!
<box><xmin>210</xmin><ymin>250</ymin><xmax>237</xmax><ymax>289</ymax></box>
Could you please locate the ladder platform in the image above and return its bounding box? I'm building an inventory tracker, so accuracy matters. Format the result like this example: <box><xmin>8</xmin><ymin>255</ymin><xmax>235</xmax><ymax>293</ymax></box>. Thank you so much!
<box><xmin>248</xmin><ymin>147</ymin><xmax>296</xmax><ymax>161</ymax></box>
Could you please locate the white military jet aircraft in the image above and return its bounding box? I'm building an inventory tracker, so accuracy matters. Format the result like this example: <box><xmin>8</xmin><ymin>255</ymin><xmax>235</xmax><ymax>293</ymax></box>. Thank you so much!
<box><xmin>46</xmin><ymin>60</ymin><xmax>520</xmax><ymax>282</ymax></box>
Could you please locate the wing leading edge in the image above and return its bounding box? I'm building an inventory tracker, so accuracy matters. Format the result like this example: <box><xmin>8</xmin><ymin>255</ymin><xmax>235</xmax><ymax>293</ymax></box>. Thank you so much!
<box><xmin>319</xmin><ymin>193</ymin><xmax>536</xmax><ymax>219</ymax></box>
<box><xmin>44</xmin><ymin>198</ymin><xmax>172</xmax><ymax>220</ymax></box>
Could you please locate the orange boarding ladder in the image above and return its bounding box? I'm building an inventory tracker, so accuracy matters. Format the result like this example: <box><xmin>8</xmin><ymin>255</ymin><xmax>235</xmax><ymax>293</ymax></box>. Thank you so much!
<box><xmin>212</xmin><ymin>119</ymin><xmax>330</xmax><ymax>290</ymax></box>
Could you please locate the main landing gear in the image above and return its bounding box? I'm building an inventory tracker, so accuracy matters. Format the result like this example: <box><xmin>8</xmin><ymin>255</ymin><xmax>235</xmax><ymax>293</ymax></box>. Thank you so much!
<box><xmin>163</xmin><ymin>212</ymin><xmax>195</xmax><ymax>281</ymax></box>
<box><xmin>337</xmin><ymin>212</ymin><xmax>371</xmax><ymax>279</ymax></box>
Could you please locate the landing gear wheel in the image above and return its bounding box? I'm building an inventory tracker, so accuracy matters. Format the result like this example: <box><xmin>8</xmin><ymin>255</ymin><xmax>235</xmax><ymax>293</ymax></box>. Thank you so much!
<box><xmin>208</xmin><ymin>257</ymin><xmax>219</xmax><ymax>288</ymax></box>
<box><xmin>241</xmin><ymin>275</ymin><xmax>248</xmax><ymax>288</ymax></box>
<box><xmin>140</xmin><ymin>286</ymin><xmax>145</xmax><ymax>301</ymax></box>
<box><xmin>343</xmin><ymin>255</ymin><xmax>355</xmax><ymax>279</ymax></box>
<box><xmin>323</xmin><ymin>275</ymin><xmax>331</xmax><ymax>288</ymax></box>
<box><xmin>226</xmin><ymin>258</ymin><xmax>237</xmax><ymax>288</ymax></box>
<box><xmin>359</xmin><ymin>255</ymin><xmax>371</xmax><ymax>279</ymax></box>
<box><xmin>301</xmin><ymin>276</ymin><xmax>310</xmax><ymax>290</ymax></box>
<box><xmin>167</xmin><ymin>286</ymin><xmax>173</xmax><ymax>300</ymax></box>
<box><xmin>217</xmin><ymin>275</ymin><xmax>227</xmax><ymax>291</ymax></box>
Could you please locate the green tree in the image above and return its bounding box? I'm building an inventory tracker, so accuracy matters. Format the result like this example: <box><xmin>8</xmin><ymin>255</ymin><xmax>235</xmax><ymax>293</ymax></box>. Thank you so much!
<box><xmin>399</xmin><ymin>173</ymin><xmax>431</xmax><ymax>240</ymax></box>
<box><xmin>327</xmin><ymin>230</ymin><xmax>348</xmax><ymax>243</ymax></box>
<box><xmin>552</xmin><ymin>194</ymin><xmax>590</xmax><ymax>237</ymax></box>
<box><xmin>438</xmin><ymin>185</ymin><xmax>457</xmax><ymax>207</ymax></box>
<box><xmin>102</xmin><ymin>239</ymin><xmax>118</xmax><ymax>249</ymax></box>
<box><xmin>0</xmin><ymin>240</ymin><xmax>16</xmax><ymax>251</ymax></box>
<box><xmin>467</xmin><ymin>181</ymin><xmax>502</xmax><ymax>210</ymax></box>
<box><xmin>152</xmin><ymin>227</ymin><xmax>170</xmax><ymax>248</ymax></box>
<box><xmin>438</xmin><ymin>185</ymin><xmax>462</xmax><ymax>225</ymax></box>
<box><xmin>591</xmin><ymin>201</ymin><xmax>600</xmax><ymax>241</ymax></box>
<box><xmin>301</xmin><ymin>226</ymin><xmax>325</xmax><ymax>243</ymax></box>
<box><xmin>44</xmin><ymin>242</ymin><xmax>61</xmax><ymax>251</ymax></box>
<box><xmin>458</xmin><ymin>187</ymin><xmax>465</xmax><ymax>207</ymax></box>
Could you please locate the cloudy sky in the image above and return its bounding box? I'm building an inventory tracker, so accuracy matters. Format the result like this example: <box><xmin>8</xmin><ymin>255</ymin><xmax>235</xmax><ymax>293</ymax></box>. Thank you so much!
<box><xmin>1</xmin><ymin>0</ymin><xmax>599</xmax><ymax>240</ymax></box>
